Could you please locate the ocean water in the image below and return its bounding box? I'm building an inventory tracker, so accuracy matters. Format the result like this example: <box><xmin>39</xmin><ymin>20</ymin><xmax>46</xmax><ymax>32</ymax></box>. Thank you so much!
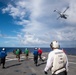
<box><xmin>0</xmin><ymin>47</ymin><xmax>76</xmax><ymax>55</ymax></box>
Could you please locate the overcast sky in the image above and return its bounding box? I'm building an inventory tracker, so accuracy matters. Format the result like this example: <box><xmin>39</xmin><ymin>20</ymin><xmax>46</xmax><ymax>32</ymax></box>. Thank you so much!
<box><xmin>0</xmin><ymin>0</ymin><xmax>76</xmax><ymax>48</ymax></box>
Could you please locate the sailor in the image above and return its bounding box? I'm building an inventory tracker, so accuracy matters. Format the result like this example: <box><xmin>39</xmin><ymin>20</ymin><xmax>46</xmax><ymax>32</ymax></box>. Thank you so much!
<box><xmin>0</xmin><ymin>48</ymin><xmax>7</xmax><ymax>69</ymax></box>
<box><xmin>38</xmin><ymin>48</ymin><xmax>44</xmax><ymax>62</ymax></box>
<box><xmin>15</xmin><ymin>48</ymin><xmax>22</xmax><ymax>62</ymax></box>
<box><xmin>24</xmin><ymin>48</ymin><xmax>29</xmax><ymax>60</ymax></box>
<box><xmin>33</xmin><ymin>48</ymin><xmax>38</xmax><ymax>66</ymax></box>
<box><xmin>38</xmin><ymin>48</ymin><xmax>43</xmax><ymax>61</ymax></box>
<box><xmin>44</xmin><ymin>41</ymin><xmax>69</xmax><ymax>75</ymax></box>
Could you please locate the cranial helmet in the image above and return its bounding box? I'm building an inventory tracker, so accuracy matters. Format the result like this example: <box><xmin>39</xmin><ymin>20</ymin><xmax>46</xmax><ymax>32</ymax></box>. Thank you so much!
<box><xmin>50</xmin><ymin>41</ymin><xmax>60</xmax><ymax>48</ymax></box>
<box><xmin>34</xmin><ymin>48</ymin><xmax>37</xmax><ymax>50</ymax></box>
<box><xmin>26</xmin><ymin>48</ymin><xmax>27</xmax><ymax>50</ymax></box>
<box><xmin>2</xmin><ymin>48</ymin><xmax>5</xmax><ymax>50</ymax></box>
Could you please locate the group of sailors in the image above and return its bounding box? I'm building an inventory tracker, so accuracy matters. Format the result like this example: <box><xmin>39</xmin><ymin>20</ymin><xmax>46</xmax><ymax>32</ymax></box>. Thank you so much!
<box><xmin>0</xmin><ymin>41</ymin><xmax>69</xmax><ymax>75</ymax></box>
<box><xmin>0</xmin><ymin>47</ymin><xmax>44</xmax><ymax>68</ymax></box>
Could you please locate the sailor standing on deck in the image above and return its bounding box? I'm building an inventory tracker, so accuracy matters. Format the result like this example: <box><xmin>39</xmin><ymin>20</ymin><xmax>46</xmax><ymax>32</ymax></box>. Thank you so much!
<box><xmin>24</xmin><ymin>48</ymin><xmax>29</xmax><ymax>60</ymax></box>
<box><xmin>0</xmin><ymin>48</ymin><xmax>7</xmax><ymax>69</ymax></box>
<box><xmin>33</xmin><ymin>48</ymin><xmax>38</xmax><ymax>66</ymax></box>
<box><xmin>44</xmin><ymin>41</ymin><xmax>69</xmax><ymax>75</ymax></box>
<box><xmin>38</xmin><ymin>48</ymin><xmax>43</xmax><ymax>61</ymax></box>
<box><xmin>16</xmin><ymin>49</ymin><xmax>22</xmax><ymax>62</ymax></box>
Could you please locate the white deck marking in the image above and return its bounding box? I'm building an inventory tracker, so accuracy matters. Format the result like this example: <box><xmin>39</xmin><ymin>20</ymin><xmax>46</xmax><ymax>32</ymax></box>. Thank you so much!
<box><xmin>6</xmin><ymin>56</ymin><xmax>46</xmax><ymax>61</ymax></box>
<box><xmin>6</xmin><ymin>56</ymin><xmax>76</xmax><ymax>65</ymax></box>
<box><xmin>69</xmin><ymin>62</ymin><xmax>76</xmax><ymax>64</ymax></box>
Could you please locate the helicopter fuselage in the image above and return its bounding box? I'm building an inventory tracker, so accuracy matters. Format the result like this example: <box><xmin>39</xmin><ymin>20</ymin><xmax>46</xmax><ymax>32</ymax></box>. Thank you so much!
<box><xmin>60</xmin><ymin>14</ymin><xmax>67</xmax><ymax>19</ymax></box>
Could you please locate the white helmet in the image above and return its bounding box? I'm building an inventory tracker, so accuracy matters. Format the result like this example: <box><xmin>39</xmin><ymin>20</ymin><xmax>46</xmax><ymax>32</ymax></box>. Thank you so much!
<box><xmin>26</xmin><ymin>48</ymin><xmax>27</xmax><ymax>50</ymax></box>
<box><xmin>38</xmin><ymin>48</ymin><xmax>40</xmax><ymax>49</ymax></box>
<box><xmin>2</xmin><ymin>48</ymin><xmax>5</xmax><ymax>50</ymax></box>
<box><xmin>50</xmin><ymin>41</ymin><xmax>60</xmax><ymax>48</ymax></box>
<box><xmin>35</xmin><ymin>48</ymin><xmax>37</xmax><ymax>50</ymax></box>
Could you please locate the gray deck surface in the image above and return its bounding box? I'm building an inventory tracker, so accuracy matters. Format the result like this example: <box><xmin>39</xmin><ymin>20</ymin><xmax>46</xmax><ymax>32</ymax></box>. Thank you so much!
<box><xmin>0</xmin><ymin>53</ymin><xmax>76</xmax><ymax>75</ymax></box>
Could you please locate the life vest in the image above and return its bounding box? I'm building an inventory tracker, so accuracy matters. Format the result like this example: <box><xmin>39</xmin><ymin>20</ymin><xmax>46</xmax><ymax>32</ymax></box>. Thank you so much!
<box><xmin>0</xmin><ymin>51</ymin><xmax>7</xmax><ymax>58</ymax></box>
<box><xmin>33</xmin><ymin>50</ymin><xmax>38</xmax><ymax>56</ymax></box>
<box><xmin>52</xmin><ymin>50</ymin><xmax>67</xmax><ymax>74</ymax></box>
<box><xmin>16</xmin><ymin>50</ymin><xmax>20</xmax><ymax>55</ymax></box>
<box><xmin>38</xmin><ymin>49</ymin><xmax>42</xmax><ymax>54</ymax></box>
<box><xmin>24</xmin><ymin>50</ymin><xmax>29</xmax><ymax>54</ymax></box>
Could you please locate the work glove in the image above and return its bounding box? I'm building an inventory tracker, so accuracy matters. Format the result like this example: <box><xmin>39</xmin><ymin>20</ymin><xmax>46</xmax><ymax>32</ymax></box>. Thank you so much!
<box><xmin>44</xmin><ymin>71</ymin><xmax>48</xmax><ymax>74</ymax></box>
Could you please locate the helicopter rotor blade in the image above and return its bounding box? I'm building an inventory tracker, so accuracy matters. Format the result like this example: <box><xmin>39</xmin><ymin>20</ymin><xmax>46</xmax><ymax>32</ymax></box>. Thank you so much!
<box><xmin>54</xmin><ymin>10</ymin><xmax>61</xmax><ymax>15</ymax></box>
<box><xmin>57</xmin><ymin>16</ymin><xmax>61</xmax><ymax>20</ymax></box>
<box><xmin>63</xmin><ymin>6</ymin><xmax>69</xmax><ymax>13</ymax></box>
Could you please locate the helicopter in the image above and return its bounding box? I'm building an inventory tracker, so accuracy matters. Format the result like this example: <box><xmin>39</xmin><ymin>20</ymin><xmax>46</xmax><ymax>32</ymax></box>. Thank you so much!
<box><xmin>54</xmin><ymin>6</ymin><xmax>69</xmax><ymax>20</ymax></box>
